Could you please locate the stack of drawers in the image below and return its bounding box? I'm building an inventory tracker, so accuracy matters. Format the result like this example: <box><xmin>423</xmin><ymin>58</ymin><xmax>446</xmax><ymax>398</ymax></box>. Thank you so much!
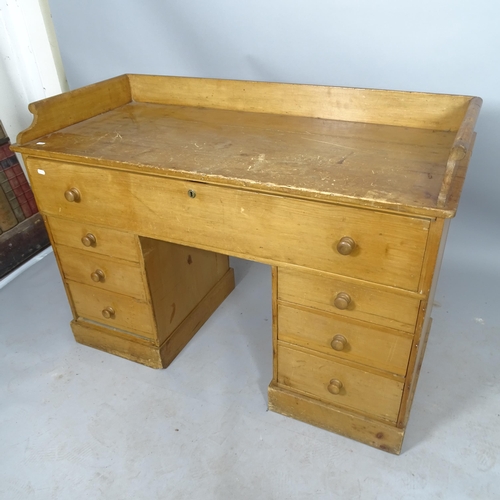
<box><xmin>272</xmin><ymin>207</ymin><xmax>431</xmax><ymax>441</ymax></box>
<box><xmin>47</xmin><ymin>217</ymin><xmax>158</xmax><ymax>340</ymax></box>
<box><xmin>33</xmin><ymin>157</ymin><xmax>235</xmax><ymax>369</ymax></box>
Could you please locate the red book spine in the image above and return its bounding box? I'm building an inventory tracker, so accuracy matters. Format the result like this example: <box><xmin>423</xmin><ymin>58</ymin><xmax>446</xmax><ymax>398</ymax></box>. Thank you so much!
<box><xmin>0</xmin><ymin>179</ymin><xmax>18</xmax><ymax>232</ymax></box>
<box><xmin>0</xmin><ymin>140</ymin><xmax>39</xmax><ymax>222</ymax></box>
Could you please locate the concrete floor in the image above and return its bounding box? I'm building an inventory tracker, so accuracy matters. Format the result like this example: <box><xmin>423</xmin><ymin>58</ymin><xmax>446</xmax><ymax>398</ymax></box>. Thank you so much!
<box><xmin>1</xmin><ymin>249</ymin><xmax>499</xmax><ymax>499</ymax></box>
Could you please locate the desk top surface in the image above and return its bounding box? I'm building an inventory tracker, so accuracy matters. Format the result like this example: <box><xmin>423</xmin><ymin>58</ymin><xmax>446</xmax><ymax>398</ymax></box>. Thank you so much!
<box><xmin>14</xmin><ymin>75</ymin><xmax>481</xmax><ymax>218</ymax></box>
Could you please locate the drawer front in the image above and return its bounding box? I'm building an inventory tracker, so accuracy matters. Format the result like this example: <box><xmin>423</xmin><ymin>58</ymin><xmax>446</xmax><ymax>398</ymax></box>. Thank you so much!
<box><xmin>277</xmin><ymin>343</ymin><xmax>404</xmax><ymax>422</ymax></box>
<box><xmin>47</xmin><ymin>216</ymin><xmax>140</xmax><ymax>262</ymax></box>
<box><xmin>28</xmin><ymin>158</ymin><xmax>429</xmax><ymax>291</ymax></box>
<box><xmin>57</xmin><ymin>246</ymin><xmax>147</xmax><ymax>300</ymax></box>
<box><xmin>67</xmin><ymin>282</ymin><xmax>156</xmax><ymax>338</ymax></box>
<box><xmin>278</xmin><ymin>304</ymin><xmax>412</xmax><ymax>375</ymax></box>
<box><xmin>278</xmin><ymin>268</ymin><xmax>420</xmax><ymax>333</ymax></box>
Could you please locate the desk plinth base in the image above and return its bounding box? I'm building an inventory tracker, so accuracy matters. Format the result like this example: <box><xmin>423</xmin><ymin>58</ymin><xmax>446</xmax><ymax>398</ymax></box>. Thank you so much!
<box><xmin>72</xmin><ymin>267</ymin><xmax>235</xmax><ymax>368</ymax></box>
<box><xmin>268</xmin><ymin>382</ymin><xmax>404</xmax><ymax>454</ymax></box>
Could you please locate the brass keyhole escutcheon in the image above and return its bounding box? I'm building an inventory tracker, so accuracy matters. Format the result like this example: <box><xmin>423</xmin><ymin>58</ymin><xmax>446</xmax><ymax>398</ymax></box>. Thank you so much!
<box><xmin>187</xmin><ymin>189</ymin><xmax>196</xmax><ymax>198</ymax></box>
<box><xmin>64</xmin><ymin>188</ymin><xmax>81</xmax><ymax>203</ymax></box>
<box><xmin>81</xmin><ymin>233</ymin><xmax>97</xmax><ymax>247</ymax></box>
<box><xmin>102</xmin><ymin>306</ymin><xmax>115</xmax><ymax>319</ymax></box>
<box><xmin>91</xmin><ymin>269</ymin><xmax>105</xmax><ymax>283</ymax></box>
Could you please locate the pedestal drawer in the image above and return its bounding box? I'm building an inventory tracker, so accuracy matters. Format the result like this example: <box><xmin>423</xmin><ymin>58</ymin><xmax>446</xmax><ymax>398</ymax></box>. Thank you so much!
<box><xmin>278</xmin><ymin>267</ymin><xmax>420</xmax><ymax>333</ymax></box>
<box><xmin>67</xmin><ymin>282</ymin><xmax>156</xmax><ymax>338</ymax></box>
<box><xmin>278</xmin><ymin>304</ymin><xmax>413</xmax><ymax>376</ymax></box>
<box><xmin>57</xmin><ymin>246</ymin><xmax>147</xmax><ymax>300</ymax></box>
<box><xmin>277</xmin><ymin>343</ymin><xmax>404</xmax><ymax>422</ymax></box>
<box><xmin>47</xmin><ymin>216</ymin><xmax>140</xmax><ymax>262</ymax></box>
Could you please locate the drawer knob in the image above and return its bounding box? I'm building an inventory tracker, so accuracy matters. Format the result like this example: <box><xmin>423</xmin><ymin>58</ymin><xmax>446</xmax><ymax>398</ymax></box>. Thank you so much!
<box><xmin>81</xmin><ymin>233</ymin><xmax>97</xmax><ymax>247</ymax></box>
<box><xmin>337</xmin><ymin>236</ymin><xmax>356</xmax><ymax>255</ymax></box>
<box><xmin>91</xmin><ymin>269</ymin><xmax>105</xmax><ymax>283</ymax></box>
<box><xmin>102</xmin><ymin>306</ymin><xmax>115</xmax><ymax>319</ymax></box>
<box><xmin>331</xmin><ymin>334</ymin><xmax>347</xmax><ymax>351</ymax></box>
<box><xmin>327</xmin><ymin>379</ymin><xmax>343</xmax><ymax>395</ymax></box>
<box><xmin>64</xmin><ymin>188</ymin><xmax>81</xmax><ymax>203</ymax></box>
<box><xmin>334</xmin><ymin>292</ymin><xmax>351</xmax><ymax>310</ymax></box>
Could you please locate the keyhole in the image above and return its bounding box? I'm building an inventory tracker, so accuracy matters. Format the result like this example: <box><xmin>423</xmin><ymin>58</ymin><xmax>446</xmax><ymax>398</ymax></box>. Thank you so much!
<box><xmin>187</xmin><ymin>189</ymin><xmax>196</xmax><ymax>198</ymax></box>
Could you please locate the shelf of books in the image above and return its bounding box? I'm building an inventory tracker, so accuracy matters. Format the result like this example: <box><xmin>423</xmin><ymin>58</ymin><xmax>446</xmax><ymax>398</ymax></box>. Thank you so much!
<box><xmin>0</xmin><ymin>123</ymin><xmax>49</xmax><ymax>280</ymax></box>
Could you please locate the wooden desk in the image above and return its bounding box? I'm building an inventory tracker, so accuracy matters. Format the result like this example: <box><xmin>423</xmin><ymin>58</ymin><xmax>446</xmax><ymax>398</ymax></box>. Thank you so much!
<box><xmin>14</xmin><ymin>75</ymin><xmax>481</xmax><ymax>454</ymax></box>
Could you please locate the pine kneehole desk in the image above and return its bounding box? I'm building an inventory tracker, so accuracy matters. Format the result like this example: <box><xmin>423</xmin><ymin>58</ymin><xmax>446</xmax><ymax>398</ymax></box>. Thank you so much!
<box><xmin>13</xmin><ymin>75</ymin><xmax>481</xmax><ymax>454</ymax></box>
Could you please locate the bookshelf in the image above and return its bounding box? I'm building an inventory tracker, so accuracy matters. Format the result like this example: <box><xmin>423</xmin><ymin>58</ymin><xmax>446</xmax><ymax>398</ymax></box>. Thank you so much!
<box><xmin>0</xmin><ymin>122</ymin><xmax>49</xmax><ymax>279</ymax></box>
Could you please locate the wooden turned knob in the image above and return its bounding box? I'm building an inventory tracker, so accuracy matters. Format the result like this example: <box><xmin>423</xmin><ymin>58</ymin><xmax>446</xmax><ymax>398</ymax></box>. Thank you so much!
<box><xmin>327</xmin><ymin>379</ymin><xmax>343</xmax><ymax>395</ymax></box>
<box><xmin>334</xmin><ymin>292</ymin><xmax>351</xmax><ymax>310</ymax></box>
<box><xmin>64</xmin><ymin>188</ymin><xmax>81</xmax><ymax>203</ymax></box>
<box><xmin>331</xmin><ymin>334</ymin><xmax>347</xmax><ymax>351</ymax></box>
<box><xmin>337</xmin><ymin>236</ymin><xmax>355</xmax><ymax>255</ymax></box>
<box><xmin>81</xmin><ymin>233</ymin><xmax>96</xmax><ymax>247</ymax></box>
<box><xmin>102</xmin><ymin>306</ymin><xmax>115</xmax><ymax>319</ymax></box>
<box><xmin>91</xmin><ymin>269</ymin><xmax>105</xmax><ymax>283</ymax></box>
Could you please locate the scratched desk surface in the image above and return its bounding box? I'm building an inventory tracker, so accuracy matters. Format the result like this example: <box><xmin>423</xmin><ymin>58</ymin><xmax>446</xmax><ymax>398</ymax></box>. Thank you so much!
<box><xmin>25</xmin><ymin>102</ymin><xmax>457</xmax><ymax>215</ymax></box>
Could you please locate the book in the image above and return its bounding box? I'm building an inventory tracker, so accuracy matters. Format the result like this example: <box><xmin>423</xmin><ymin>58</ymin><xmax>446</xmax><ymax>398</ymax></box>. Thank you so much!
<box><xmin>0</xmin><ymin>122</ymin><xmax>49</xmax><ymax>279</ymax></box>
<box><xmin>0</xmin><ymin>128</ymin><xmax>38</xmax><ymax>223</ymax></box>
<box><xmin>0</xmin><ymin>180</ymin><xmax>18</xmax><ymax>232</ymax></box>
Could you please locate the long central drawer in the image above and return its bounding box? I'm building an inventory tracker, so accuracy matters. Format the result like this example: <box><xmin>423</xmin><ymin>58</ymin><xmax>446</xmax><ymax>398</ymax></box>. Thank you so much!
<box><xmin>28</xmin><ymin>158</ymin><xmax>429</xmax><ymax>290</ymax></box>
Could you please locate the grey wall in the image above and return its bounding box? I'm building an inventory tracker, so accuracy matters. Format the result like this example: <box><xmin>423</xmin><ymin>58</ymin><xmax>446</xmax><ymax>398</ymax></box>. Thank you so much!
<box><xmin>48</xmin><ymin>0</ymin><xmax>499</xmax><ymax>269</ymax></box>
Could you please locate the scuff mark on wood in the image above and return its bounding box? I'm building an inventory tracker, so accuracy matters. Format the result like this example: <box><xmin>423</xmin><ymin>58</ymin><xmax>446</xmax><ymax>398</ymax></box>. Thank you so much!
<box><xmin>337</xmin><ymin>152</ymin><xmax>354</xmax><ymax>165</ymax></box>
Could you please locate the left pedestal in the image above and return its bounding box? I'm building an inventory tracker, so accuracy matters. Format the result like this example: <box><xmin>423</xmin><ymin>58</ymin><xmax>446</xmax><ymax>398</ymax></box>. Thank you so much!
<box><xmin>46</xmin><ymin>216</ymin><xmax>235</xmax><ymax>368</ymax></box>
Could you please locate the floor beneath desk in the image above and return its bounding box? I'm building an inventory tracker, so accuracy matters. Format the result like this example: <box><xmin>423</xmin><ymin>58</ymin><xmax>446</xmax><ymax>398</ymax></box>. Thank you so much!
<box><xmin>1</xmin><ymin>252</ymin><xmax>499</xmax><ymax>499</ymax></box>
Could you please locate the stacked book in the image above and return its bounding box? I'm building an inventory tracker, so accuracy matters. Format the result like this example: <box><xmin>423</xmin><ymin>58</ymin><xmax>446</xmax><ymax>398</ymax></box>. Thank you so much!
<box><xmin>0</xmin><ymin>124</ymin><xmax>49</xmax><ymax>279</ymax></box>
<box><xmin>0</xmin><ymin>129</ymin><xmax>38</xmax><ymax>235</ymax></box>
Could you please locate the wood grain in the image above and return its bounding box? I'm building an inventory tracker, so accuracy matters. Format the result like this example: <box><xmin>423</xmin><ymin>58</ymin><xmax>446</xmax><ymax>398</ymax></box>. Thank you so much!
<box><xmin>26</xmin><ymin>158</ymin><xmax>430</xmax><ymax>291</ymax></box>
<box><xmin>277</xmin><ymin>343</ymin><xmax>404</xmax><ymax>422</ymax></box>
<box><xmin>14</xmin><ymin>76</ymin><xmax>480</xmax><ymax>217</ymax></box>
<box><xmin>19</xmin><ymin>102</ymin><xmax>460</xmax><ymax>218</ymax></box>
<box><xmin>57</xmin><ymin>245</ymin><xmax>146</xmax><ymax>299</ymax></box>
<box><xmin>12</xmin><ymin>75</ymin><xmax>481</xmax><ymax>453</ymax></box>
<box><xmin>140</xmin><ymin>237</ymin><xmax>230</xmax><ymax>344</ymax></box>
<box><xmin>158</xmin><ymin>267</ymin><xmax>235</xmax><ymax>368</ymax></box>
<box><xmin>129</xmin><ymin>74</ymin><xmax>471</xmax><ymax>130</ymax></box>
<box><xmin>398</xmin><ymin>218</ymin><xmax>450</xmax><ymax>427</ymax></box>
<box><xmin>278</xmin><ymin>267</ymin><xmax>421</xmax><ymax>333</ymax></box>
<box><xmin>438</xmin><ymin>97</ymin><xmax>482</xmax><ymax>207</ymax></box>
<box><xmin>71</xmin><ymin>267</ymin><xmax>235</xmax><ymax>369</ymax></box>
<box><xmin>16</xmin><ymin>75</ymin><xmax>131</xmax><ymax>145</ymax></box>
<box><xmin>272</xmin><ymin>266</ymin><xmax>279</xmax><ymax>382</ymax></box>
<box><xmin>439</xmin><ymin>137</ymin><xmax>478</xmax><ymax>209</ymax></box>
<box><xmin>72</xmin><ymin>320</ymin><xmax>164</xmax><ymax>368</ymax></box>
<box><xmin>278</xmin><ymin>303</ymin><xmax>413</xmax><ymax>376</ymax></box>
<box><xmin>268</xmin><ymin>382</ymin><xmax>404</xmax><ymax>454</ymax></box>
<box><xmin>47</xmin><ymin>216</ymin><xmax>141</xmax><ymax>262</ymax></box>
<box><xmin>67</xmin><ymin>281</ymin><xmax>156</xmax><ymax>338</ymax></box>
